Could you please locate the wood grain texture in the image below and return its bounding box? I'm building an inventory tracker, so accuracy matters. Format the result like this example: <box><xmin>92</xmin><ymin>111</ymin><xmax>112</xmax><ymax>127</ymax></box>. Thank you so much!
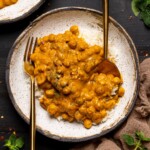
<box><xmin>0</xmin><ymin>0</ymin><xmax>149</xmax><ymax>149</ymax></box>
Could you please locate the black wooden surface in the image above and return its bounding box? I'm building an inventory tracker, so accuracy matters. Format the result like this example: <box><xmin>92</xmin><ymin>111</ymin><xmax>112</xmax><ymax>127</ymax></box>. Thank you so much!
<box><xmin>0</xmin><ymin>0</ymin><xmax>150</xmax><ymax>149</ymax></box>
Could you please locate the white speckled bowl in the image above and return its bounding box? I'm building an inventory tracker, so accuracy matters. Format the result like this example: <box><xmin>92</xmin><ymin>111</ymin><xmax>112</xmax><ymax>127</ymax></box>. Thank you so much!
<box><xmin>0</xmin><ymin>0</ymin><xmax>45</xmax><ymax>24</ymax></box>
<box><xmin>6</xmin><ymin>7</ymin><xmax>139</xmax><ymax>142</ymax></box>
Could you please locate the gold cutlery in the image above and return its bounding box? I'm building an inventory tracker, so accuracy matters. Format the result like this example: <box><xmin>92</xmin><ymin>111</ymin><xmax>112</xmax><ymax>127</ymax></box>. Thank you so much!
<box><xmin>23</xmin><ymin>37</ymin><xmax>37</xmax><ymax>150</ymax></box>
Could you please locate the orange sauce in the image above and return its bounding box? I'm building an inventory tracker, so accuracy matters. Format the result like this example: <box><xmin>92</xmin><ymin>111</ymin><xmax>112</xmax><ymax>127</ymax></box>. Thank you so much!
<box><xmin>27</xmin><ymin>25</ymin><xmax>124</xmax><ymax>129</ymax></box>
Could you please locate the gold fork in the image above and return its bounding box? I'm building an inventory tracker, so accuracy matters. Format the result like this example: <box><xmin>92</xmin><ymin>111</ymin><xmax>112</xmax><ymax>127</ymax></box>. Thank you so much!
<box><xmin>23</xmin><ymin>37</ymin><xmax>37</xmax><ymax>150</ymax></box>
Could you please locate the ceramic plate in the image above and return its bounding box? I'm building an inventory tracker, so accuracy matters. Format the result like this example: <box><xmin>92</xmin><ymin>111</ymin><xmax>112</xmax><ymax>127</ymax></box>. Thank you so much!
<box><xmin>6</xmin><ymin>7</ymin><xmax>139</xmax><ymax>142</ymax></box>
<box><xmin>0</xmin><ymin>0</ymin><xmax>45</xmax><ymax>24</ymax></box>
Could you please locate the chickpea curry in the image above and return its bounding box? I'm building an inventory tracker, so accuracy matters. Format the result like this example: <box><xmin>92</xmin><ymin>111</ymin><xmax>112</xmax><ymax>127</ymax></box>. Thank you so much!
<box><xmin>0</xmin><ymin>0</ymin><xmax>18</xmax><ymax>9</ymax></box>
<box><xmin>26</xmin><ymin>25</ymin><xmax>125</xmax><ymax>129</ymax></box>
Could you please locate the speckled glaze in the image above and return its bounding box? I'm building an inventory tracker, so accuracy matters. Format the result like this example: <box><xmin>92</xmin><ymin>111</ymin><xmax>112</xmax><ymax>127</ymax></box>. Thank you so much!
<box><xmin>6</xmin><ymin>7</ymin><xmax>139</xmax><ymax>142</ymax></box>
<box><xmin>0</xmin><ymin>0</ymin><xmax>45</xmax><ymax>24</ymax></box>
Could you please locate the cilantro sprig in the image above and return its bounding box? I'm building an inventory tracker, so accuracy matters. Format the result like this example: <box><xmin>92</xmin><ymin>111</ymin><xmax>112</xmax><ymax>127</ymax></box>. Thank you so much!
<box><xmin>131</xmin><ymin>0</ymin><xmax>150</xmax><ymax>27</ymax></box>
<box><xmin>122</xmin><ymin>131</ymin><xmax>150</xmax><ymax>150</ymax></box>
<box><xmin>4</xmin><ymin>133</ymin><xmax>24</xmax><ymax>150</ymax></box>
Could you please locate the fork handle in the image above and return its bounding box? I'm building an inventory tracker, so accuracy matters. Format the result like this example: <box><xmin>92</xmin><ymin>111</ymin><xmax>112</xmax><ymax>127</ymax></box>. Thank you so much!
<box><xmin>30</xmin><ymin>77</ymin><xmax>36</xmax><ymax>150</ymax></box>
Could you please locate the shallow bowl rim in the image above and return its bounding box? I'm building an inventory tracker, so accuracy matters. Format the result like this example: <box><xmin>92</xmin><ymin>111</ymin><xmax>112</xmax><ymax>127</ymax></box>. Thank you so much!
<box><xmin>6</xmin><ymin>6</ymin><xmax>140</xmax><ymax>142</ymax></box>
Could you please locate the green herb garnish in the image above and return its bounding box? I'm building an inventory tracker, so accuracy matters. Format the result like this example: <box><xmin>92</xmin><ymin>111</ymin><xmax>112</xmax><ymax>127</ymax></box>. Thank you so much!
<box><xmin>131</xmin><ymin>0</ymin><xmax>150</xmax><ymax>27</ymax></box>
<box><xmin>122</xmin><ymin>131</ymin><xmax>150</xmax><ymax>150</ymax></box>
<box><xmin>4</xmin><ymin>133</ymin><xmax>24</xmax><ymax>150</ymax></box>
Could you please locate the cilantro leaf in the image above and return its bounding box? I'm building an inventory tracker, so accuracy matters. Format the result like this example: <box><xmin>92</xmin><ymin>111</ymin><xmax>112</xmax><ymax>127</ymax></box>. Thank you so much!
<box><xmin>132</xmin><ymin>0</ymin><xmax>140</xmax><ymax>16</ymax></box>
<box><xmin>122</xmin><ymin>134</ymin><xmax>135</xmax><ymax>146</ymax></box>
<box><xmin>4</xmin><ymin>133</ymin><xmax>24</xmax><ymax>150</ymax></box>
<box><xmin>136</xmin><ymin>131</ymin><xmax>150</xmax><ymax>142</ymax></box>
<box><xmin>10</xmin><ymin>147</ymin><xmax>19</xmax><ymax>150</ymax></box>
<box><xmin>140</xmin><ymin>9</ymin><xmax>150</xmax><ymax>27</ymax></box>
<box><xmin>4</xmin><ymin>139</ymin><xmax>11</xmax><ymax>147</ymax></box>
<box><xmin>123</xmin><ymin>131</ymin><xmax>150</xmax><ymax>150</ymax></box>
<box><xmin>15</xmin><ymin>137</ymin><xmax>24</xmax><ymax>148</ymax></box>
<box><xmin>142</xmin><ymin>137</ymin><xmax>150</xmax><ymax>142</ymax></box>
<box><xmin>131</xmin><ymin>0</ymin><xmax>150</xmax><ymax>27</ymax></box>
<box><xmin>9</xmin><ymin>134</ymin><xmax>16</xmax><ymax>146</ymax></box>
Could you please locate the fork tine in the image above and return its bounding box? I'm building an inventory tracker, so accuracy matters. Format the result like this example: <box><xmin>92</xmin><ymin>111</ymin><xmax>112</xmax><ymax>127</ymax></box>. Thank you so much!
<box><xmin>24</xmin><ymin>37</ymin><xmax>31</xmax><ymax>61</ymax></box>
<box><xmin>27</xmin><ymin>37</ymin><xmax>34</xmax><ymax>62</ymax></box>
<box><xmin>31</xmin><ymin>38</ymin><xmax>38</xmax><ymax>66</ymax></box>
<box><xmin>33</xmin><ymin>37</ymin><xmax>38</xmax><ymax>53</ymax></box>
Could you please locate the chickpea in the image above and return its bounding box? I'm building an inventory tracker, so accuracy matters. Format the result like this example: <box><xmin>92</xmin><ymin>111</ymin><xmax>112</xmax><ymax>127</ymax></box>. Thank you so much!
<box><xmin>68</xmin><ymin>40</ymin><xmax>77</xmax><ymax>49</ymax></box>
<box><xmin>104</xmin><ymin>100</ymin><xmax>116</xmax><ymax>110</ymax></box>
<box><xmin>56</xmin><ymin>66</ymin><xmax>65</xmax><ymax>74</ymax></box>
<box><xmin>86</xmin><ymin>101</ymin><xmax>93</xmax><ymax>107</ymax></box>
<box><xmin>34</xmin><ymin>65</ymin><xmax>46</xmax><ymax>75</ymax></box>
<box><xmin>100</xmin><ymin>48</ymin><xmax>104</xmax><ymax>56</ymax></box>
<box><xmin>95</xmin><ymin>100</ymin><xmax>104</xmax><ymax>111</ymax></box>
<box><xmin>113</xmin><ymin>77</ymin><xmax>121</xmax><ymax>84</ymax></box>
<box><xmin>70</xmin><ymin>85</ymin><xmax>78</xmax><ymax>93</ymax></box>
<box><xmin>83</xmin><ymin>92</ymin><xmax>94</xmax><ymax>101</ymax></box>
<box><xmin>87</xmin><ymin>106</ymin><xmax>95</xmax><ymax>116</ymax></box>
<box><xmin>40</xmin><ymin>45</ymin><xmax>47</xmax><ymax>52</ymax></box>
<box><xmin>0</xmin><ymin>1</ymin><xmax>4</xmax><ymax>9</ymax></box>
<box><xmin>54</xmin><ymin>58</ymin><xmax>62</xmax><ymax>66</ymax></box>
<box><xmin>47</xmin><ymin>103</ymin><xmax>58</xmax><ymax>115</ymax></box>
<box><xmin>40</xmin><ymin>98</ymin><xmax>47</xmax><ymax>109</ymax></box>
<box><xmin>75</xmin><ymin>111</ymin><xmax>83</xmax><ymax>121</ymax></box>
<box><xmin>77</xmin><ymin>52</ymin><xmax>87</xmax><ymax>61</ymax></box>
<box><xmin>43</xmin><ymin>36</ymin><xmax>49</xmax><ymax>42</ymax></box>
<box><xmin>63</xmin><ymin>86</ymin><xmax>71</xmax><ymax>95</ymax></box>
<box><xmin>3</xmin><ymin>0</ymin><xmax>12</xmax><ymax>5</ymax></box>
<box><xmin>70</xmin><ymin>25</ymin><xmax>79</xmax><ymax>35</ymax></box>
<box><xmin>100</xmin><ymin>109</ymin><xmax>107</xmax><ymax>118</ymax></box>
<box><xmin>93</xmin><ymin>45</ymin><xmax>101</xmax><ymax>54</ymax></box>
<box><xmin>92</xmin><ymin>113</ymin><xmax>102</xmax><ymax>124</ymax></box>
<box><xmin>60</xmin><ymin>78</ymin><xmax>68</xmax><ymax>87</ymax></box>
<box><xmin>95</xmin><ymin>86</ymin><xmax>105</xmax><ymax>95</ymax></box>
<box><xmin>63</xmin><ymin>59</ymin><xmax>70</xmax><ymax>67</ymax></box>
<box><xmin>42</xmin><ymin>97</ymin><xmax>52</xmax><ymax>108</ymax></box>
<box><xmin>34</xmin><ymin>47</ymin><xmax>41</xmax><ymax>53</ymax></box>
<box><xmin>114</xmin><ymin>95</ymin><xmax>119</xmax><ymax>100</ymax></box>
<box><xmin>118</xmin><ymin>87</ymin><xmax>125</xmax><ymax>97</ymax></box>
<box><xmin>55</xmin><ymin>34</ymin><xmax>64</xmax><ymax>43</ymax></box>
<box><xmin>44</xmin><ymin>100</ymin><xmax>52</xmax><ymax>108</ymax></box>
<box><xmin>76</xmin><ymin>98</ymin><xmax>84</xmax><ymax>106</ymax></box>
<box><xmin>68</xmin><ymin>111</ymin><xmax>75</xmax><ymax>118</ymax></box>
<box><xmin>93</xmin><ymin>118</ymin><xmax>102</xmax><ymax>124</ymax></box>
<box><xmin>97</xmin><ymin>74</ymin><xmax>107</xmax><ymax>82</ymax></box>
<box><xmin>79</xmin><ymin>105</ymin><xmax>87</xmax><ymax>115</ymax></box>
<box><xmin>68</xmin><ymin>117</ymin><xmax>74</xmax><ymax>122</ymax></box>
<box><xmin>62</xmin><ymin>113</ymin><xmax>69</xmax><ymax>120</ymax></box>
<box><xmin>78</xmin><ymin>40</ymin><xmax>88</xmax><ymax>51</ymax></box>
<box><xmin>49</xmin><ymin>34</ymin><xmax>55</xmax><ymax>42</ymax></box>
<box><xmin>39</xmin><ymin>82</ymin><xmax>52</xmax><ymax>89</ymax></box>
<box><xmin>64</xmin><ymin>30</ymin><xmax>72</xmax><ymax>36</ymax></box>
<box><xmin>45</xmin><ymin>89</ymin><xmax>55</xmax><ymax>98</ymax></box>
<box><xmin>107</xmin><ymin>74</ymin><xmax>114</xmax><ymax>80</ymax></box>
<box><xmin>36</xmin><ymin>73</ymin><xmax>46</xmax><ymax>85</ymax></box>
<box><xmin>37</xmin><ymin>38</ymin><xmax>42</xmax><ymax>45</ymax></box>
<box><xmin>92</xmin><ymin>97</ymin><xmax>99</xmax><ymax>105</ymax></box>
<box><xmin>84</xmin><ymin>119</ymin><xmax>92</xmax><ymax>129</ymax></box>
<box><xmin>24</xmin><ymin>62</ymin><xmax>34</xmax><ymax>76</ymax></box>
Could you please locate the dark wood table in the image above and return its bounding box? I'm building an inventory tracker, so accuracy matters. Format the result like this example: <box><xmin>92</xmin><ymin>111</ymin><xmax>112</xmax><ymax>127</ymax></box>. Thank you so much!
<box><xmin>0</xmin><ymin>0</ymin><xmax>150</xmax><ymax>149</ymax></box>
